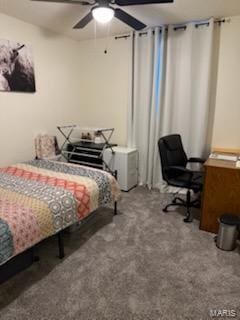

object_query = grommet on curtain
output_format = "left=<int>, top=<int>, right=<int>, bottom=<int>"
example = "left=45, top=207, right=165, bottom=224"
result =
left=173, top=25, right=187, bottom=31
left=195, top=22, right=210, bottom=28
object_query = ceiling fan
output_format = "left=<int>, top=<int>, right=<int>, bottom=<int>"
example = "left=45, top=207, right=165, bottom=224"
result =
left=31, top=0, right=174, bottom=31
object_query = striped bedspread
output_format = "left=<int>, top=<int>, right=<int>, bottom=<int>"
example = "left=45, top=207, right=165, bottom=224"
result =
left=0, top=160, right=121, bottom=266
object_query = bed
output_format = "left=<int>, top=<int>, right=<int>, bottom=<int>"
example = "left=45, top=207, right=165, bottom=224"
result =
left=0, top=159, right=121, bottom=276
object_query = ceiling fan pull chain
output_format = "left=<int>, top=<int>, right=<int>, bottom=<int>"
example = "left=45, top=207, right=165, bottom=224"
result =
left=104, top=20, right=112, bottom=54
left=94, top=19, right=97, bottom=49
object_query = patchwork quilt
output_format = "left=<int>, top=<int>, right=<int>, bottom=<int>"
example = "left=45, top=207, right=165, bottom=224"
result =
left=0, top=160, right=121, bottom=266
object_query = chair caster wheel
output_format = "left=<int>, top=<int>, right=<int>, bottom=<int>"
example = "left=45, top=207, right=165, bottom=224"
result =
left=183, top=216, right=193, bottom=223
left=163, top=208, right=168, bottom=212
left=173, top=199, right=177, bottom=204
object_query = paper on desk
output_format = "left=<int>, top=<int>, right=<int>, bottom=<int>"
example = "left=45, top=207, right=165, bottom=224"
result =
left=236, top=161, right=240, bottom=168
left=210, top=153, right=238, bottom=162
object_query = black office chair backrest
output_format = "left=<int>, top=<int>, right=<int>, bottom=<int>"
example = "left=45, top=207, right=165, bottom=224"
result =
left=158, top=134, right=188, bottom=181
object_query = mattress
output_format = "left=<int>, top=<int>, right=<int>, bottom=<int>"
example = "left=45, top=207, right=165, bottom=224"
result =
left=0, top=160, right=121, bottom=266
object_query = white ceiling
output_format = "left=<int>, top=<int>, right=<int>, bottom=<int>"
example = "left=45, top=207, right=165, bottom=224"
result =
left=1, top=0, right=240, bottom=41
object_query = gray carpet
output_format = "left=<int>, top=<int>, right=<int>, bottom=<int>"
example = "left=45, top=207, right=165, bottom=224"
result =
left=0, top=187, right=239, bottom=320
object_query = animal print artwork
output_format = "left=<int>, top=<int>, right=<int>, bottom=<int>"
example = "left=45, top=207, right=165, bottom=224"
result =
left=0, top=39, right=35, bottom=92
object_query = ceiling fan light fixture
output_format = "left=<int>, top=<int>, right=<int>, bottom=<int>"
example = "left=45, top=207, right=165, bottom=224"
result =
left=92, top=7, right=114, bottom=24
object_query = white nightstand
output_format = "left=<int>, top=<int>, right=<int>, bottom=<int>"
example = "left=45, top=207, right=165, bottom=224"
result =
left=103, top=146, right=138, bottom=191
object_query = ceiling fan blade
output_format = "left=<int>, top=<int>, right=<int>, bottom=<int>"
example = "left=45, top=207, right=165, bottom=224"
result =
left=73, top=11, right=93, bottom=28
left=115, top=0, right=174, bottom=6
left=31, top=0, right=92, bottom=5
left=114, top=8, right=146, bottom=30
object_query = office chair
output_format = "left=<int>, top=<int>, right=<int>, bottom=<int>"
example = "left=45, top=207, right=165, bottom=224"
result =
left=158, top=134, right=204, bottom=223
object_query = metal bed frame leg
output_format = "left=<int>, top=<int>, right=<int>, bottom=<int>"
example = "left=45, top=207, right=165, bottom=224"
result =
left=113, top=169, right=118, bottom=215
left=57, top=231, right=65, bottom=259
left=114, top=201, right=118, bottom=215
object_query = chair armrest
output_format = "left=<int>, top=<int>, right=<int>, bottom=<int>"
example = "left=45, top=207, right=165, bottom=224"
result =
left=188, top=157, right=205, bottom=164
left=164, top=166, right=193, bottom=184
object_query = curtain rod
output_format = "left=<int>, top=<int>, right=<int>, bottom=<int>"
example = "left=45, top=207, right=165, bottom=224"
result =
left=173, top=18, right=228, bottom=31
left=115, top=18, right=228, bottom=40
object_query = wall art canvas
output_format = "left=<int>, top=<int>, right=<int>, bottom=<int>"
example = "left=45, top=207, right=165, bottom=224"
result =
left=0, top=39, right=36, bottom=93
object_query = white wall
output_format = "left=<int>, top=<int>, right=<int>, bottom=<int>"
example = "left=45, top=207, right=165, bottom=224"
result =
left=1, top=10, right=239, bottom=167
left=0, top=13, right=84, bottom=166
left=77, top=36, right=132, bottom=146
left=0, top=13, right=131, bottom=166
left=211, top=16, right=240, bottom=149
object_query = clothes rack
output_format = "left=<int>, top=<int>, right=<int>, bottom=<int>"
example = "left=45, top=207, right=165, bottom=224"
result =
left=57, top=125, right=116, bottom=172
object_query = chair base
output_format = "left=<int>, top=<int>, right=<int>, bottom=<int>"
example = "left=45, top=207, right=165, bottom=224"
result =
left=163, top=191, right=200, bottom=223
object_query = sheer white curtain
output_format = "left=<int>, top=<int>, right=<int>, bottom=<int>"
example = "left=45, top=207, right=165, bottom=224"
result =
left=128, top=19, right=214, bottom=189
left=128, top=27, right=166, bottom=188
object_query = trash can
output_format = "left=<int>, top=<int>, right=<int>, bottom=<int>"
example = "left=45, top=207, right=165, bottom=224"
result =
left=216, top=214, right=240, bottom=251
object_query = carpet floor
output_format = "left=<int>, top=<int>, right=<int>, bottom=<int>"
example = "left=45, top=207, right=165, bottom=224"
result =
left=0, top=187, right=239, bottom=320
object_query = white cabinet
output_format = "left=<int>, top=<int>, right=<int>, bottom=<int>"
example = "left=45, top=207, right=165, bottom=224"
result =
left=103, top=147, right=138, bottom=191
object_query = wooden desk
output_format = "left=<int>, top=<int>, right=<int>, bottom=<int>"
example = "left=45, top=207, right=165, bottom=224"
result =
left=200, top=157, right=240, bottom=234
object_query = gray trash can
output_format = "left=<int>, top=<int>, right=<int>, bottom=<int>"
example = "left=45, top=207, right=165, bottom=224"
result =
left=216, top=214, right=240, bottom=251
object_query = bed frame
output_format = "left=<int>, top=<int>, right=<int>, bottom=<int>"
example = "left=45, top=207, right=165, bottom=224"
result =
left=0, top=248, right=34, bottom=285
left=0, top=201, right=117, bottom=285
left=58, top=198, right=118, bottom=259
